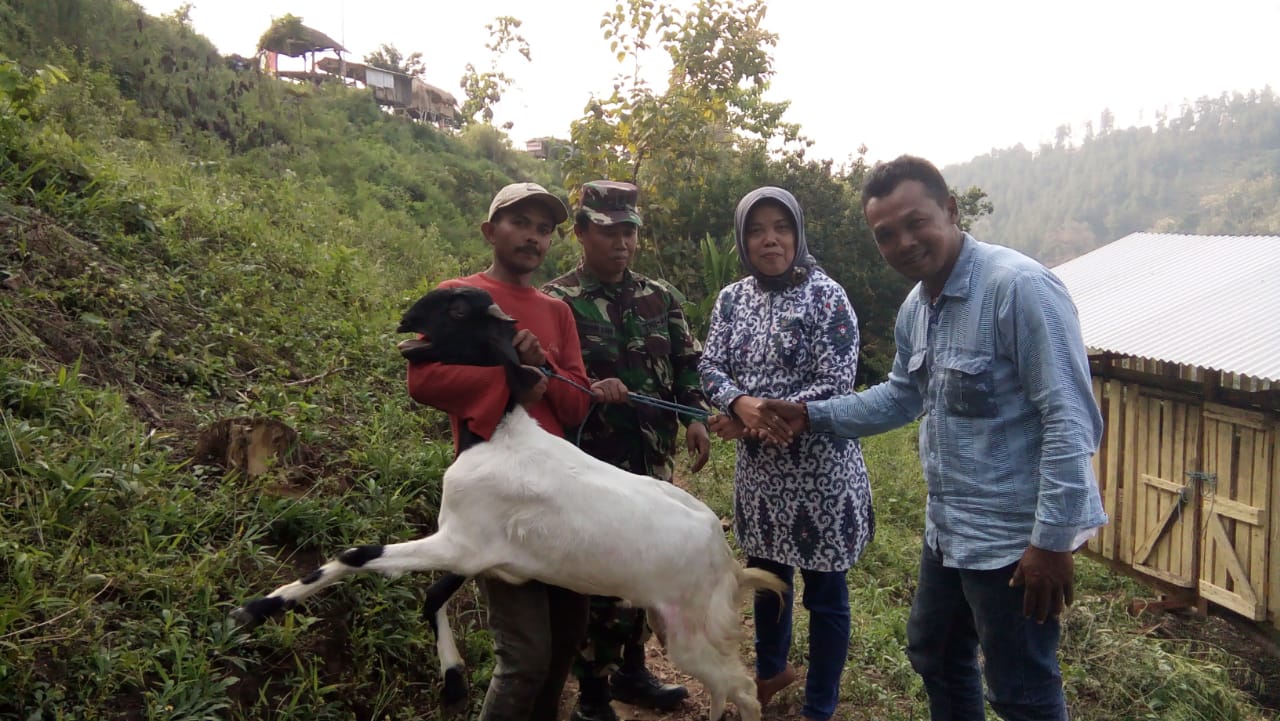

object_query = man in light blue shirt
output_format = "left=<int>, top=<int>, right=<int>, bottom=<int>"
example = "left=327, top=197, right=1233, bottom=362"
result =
left=753, top=155, right=1107, bottom=721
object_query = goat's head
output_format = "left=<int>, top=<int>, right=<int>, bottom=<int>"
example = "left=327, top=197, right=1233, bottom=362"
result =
left=396, top=286, right=542, bottom=394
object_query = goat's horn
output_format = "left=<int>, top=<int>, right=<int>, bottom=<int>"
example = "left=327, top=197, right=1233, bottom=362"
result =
left=487, top=304, right=515, bottom=321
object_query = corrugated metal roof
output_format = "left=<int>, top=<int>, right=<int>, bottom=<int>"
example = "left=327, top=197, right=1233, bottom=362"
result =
left=1052, top=232, right=1280, bottom=383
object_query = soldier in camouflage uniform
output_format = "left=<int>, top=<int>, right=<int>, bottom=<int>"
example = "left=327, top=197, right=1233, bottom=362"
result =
left=543, top=180, right=712, bottom=721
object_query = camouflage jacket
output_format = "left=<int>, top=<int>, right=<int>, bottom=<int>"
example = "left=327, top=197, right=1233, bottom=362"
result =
left=543, top=265, right=710, bottom=480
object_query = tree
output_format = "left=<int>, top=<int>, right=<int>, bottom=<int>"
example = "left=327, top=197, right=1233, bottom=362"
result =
left=163, top=2, right=194, bottom=27
left=1054, top=123, right=1072, bottom=149
left=1099, top=106, right=1115, bottom=135
left=953, top=185, right=993, bottom=232
left=363, top=43, right=426, bottom=78
left=563, top=0, right=805, bottom=286
left=458, top=16, right=530, bottom=126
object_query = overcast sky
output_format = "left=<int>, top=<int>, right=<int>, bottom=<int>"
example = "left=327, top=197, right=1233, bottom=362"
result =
left=136, top=0, right=1278, bottom=167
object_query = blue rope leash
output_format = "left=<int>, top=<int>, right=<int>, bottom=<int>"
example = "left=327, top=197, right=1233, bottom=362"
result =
left=540, top=368, right=711, bottom=421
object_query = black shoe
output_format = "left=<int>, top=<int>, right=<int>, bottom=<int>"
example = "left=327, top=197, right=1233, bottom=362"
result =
left=569, top=700, right=619, bottom=721
left=610, top=667, right=689, bottom=711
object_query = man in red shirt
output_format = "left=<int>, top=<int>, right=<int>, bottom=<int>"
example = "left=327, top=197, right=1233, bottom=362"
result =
left=407, top=182, right=592, bottom=721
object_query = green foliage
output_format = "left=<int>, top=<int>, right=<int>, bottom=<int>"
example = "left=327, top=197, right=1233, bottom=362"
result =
left=954, top=184, right=993, bottom=232
left=458, top=16, right=531, bottom=127
left=684, top=233, right=740, bottom=338
left=0, top=55, right=66, bottom=125
left=363, top=43, right=426, bottom=78
left=946, top=89, right=1280, bottom=264
left=564, top=0, right=804, bottom=286
left=257, top=13, right=340, bottom=57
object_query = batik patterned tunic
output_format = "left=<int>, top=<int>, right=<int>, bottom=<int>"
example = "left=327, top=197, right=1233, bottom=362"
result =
left=699, top=268, right=874, bottom=571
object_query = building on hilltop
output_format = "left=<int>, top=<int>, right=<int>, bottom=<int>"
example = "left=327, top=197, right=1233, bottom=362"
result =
left=315, top=58, right=458, bottom=128
left=256, top=16, right=347, bottom=80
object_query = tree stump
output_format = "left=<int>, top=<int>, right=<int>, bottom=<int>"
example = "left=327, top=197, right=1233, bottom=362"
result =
left=194, top=416, right=299, bottom=477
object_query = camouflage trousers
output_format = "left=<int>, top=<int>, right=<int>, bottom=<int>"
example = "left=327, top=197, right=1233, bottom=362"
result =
left=571, top=594, right=652, bottom=679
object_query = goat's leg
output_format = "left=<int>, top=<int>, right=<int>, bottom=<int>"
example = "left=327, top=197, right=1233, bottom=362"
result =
left=232, top=534, right=477, bottom=625
left=663, top=628, right=727, bottom=721
left=724, top=667, right=762, bottom=721
left=662, top=618, right=761, bottom=721
left=423, top=573, right=470, bottom=717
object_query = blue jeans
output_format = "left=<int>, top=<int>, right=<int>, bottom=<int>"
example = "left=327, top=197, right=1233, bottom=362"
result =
left=748, top=556, right=850, bottom=720
left=906, top=543, right=1067, bottom=721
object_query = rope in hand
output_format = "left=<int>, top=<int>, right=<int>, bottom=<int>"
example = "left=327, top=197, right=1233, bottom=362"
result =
left=539, top=367, right=711, bottom=422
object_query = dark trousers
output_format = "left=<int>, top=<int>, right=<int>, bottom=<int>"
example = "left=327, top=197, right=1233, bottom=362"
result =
left=573, top=595, right=649, bottom=680
left=748, top=556, right=851, bottom=720
left=906, top=543, right=1067, bottom=721
left=478, top=577, right=589, bottom=721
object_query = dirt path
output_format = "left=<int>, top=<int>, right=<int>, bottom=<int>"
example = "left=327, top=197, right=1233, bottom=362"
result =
left=557, top=637, right=807, bottom=721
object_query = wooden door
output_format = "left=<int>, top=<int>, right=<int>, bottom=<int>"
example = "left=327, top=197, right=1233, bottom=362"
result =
left=1198, top=404, right=1273, bottom=620
left=1129, top=393, right=1200, bottom=587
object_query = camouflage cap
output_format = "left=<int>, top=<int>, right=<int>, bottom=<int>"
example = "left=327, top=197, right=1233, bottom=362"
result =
left=577, top=180, right=643, bottom=227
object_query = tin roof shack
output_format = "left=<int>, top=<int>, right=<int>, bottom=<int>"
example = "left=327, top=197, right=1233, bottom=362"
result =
left=316, top=58, right=458, bottom=128
left=1054, top=232, right=1280, bottom=625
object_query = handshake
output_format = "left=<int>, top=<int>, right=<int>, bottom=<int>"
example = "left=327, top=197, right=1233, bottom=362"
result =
left=708, top=396, right=809, bottom=446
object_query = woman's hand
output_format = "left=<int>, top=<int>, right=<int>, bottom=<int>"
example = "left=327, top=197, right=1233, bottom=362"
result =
left=707, top=414, right=771, bottom=442
left=708, top=414, right=746, bottom=440
left=730, top=395, right=797, bottom=443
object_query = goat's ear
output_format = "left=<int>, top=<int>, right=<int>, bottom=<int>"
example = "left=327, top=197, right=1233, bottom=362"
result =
left=489, top=329, right=523, bottom=369
left=487, top=304, right=515, bottom=321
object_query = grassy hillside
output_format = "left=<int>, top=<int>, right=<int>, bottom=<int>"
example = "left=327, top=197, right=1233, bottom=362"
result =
left=1, top=2, right=1277, bottom=719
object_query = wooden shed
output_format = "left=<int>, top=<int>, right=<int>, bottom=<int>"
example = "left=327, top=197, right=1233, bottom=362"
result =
left=315, top=58, right=459, bottom=128
left=1054, top=232, right=1280, bottom=625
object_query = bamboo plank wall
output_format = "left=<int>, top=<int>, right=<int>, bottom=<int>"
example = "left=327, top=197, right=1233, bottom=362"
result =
left=1088, top=361, right=1279, bottom=627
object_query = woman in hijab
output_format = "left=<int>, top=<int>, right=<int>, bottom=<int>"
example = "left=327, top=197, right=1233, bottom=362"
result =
left=698, top=187, right=874, bottom=721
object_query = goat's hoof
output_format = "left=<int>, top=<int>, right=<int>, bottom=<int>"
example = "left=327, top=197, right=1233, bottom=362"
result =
left=230, top=596, right=285, bottom=627
left=440, top=665, right=469, bottom=717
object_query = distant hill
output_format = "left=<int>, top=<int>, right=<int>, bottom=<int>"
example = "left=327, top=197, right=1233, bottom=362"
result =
left=944, top=89, right=1280, bottom=265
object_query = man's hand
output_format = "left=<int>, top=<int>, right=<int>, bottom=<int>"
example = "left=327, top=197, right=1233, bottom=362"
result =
left=686, top=421, right=711, bottom=473
left=512, top=329, right=546, bottom=367
left=517, top=366, right=548, bottom=408
left=590, top=378, right=629, bottom=404
left=1009, top=545, right=1075, bottom=623
left=730, top=395, right=798, bottom=444
left=758, top=399, right=808, bottom=440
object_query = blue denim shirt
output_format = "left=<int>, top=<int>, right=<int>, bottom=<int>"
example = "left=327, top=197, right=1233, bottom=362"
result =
left=808, top=235, right=1107, bottom=570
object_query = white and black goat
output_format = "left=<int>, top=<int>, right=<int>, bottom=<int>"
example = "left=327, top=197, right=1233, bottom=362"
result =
left=232, top=285, right=785, bottom=721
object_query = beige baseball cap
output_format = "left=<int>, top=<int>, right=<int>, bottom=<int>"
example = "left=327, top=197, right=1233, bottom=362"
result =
left=487, top=182, right=569, bottom=224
